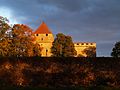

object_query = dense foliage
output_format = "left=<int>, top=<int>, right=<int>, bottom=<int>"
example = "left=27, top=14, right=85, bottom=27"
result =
left=11, top=24, right=41, bottom=57
left=0, top=16, right=41, bottom=57
left=51, top=33, right=77, bottom=57
left=0, top=16, right=11, bottom=56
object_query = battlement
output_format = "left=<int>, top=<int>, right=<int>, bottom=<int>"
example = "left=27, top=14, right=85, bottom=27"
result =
left=74, top=42, right=96, bottom=47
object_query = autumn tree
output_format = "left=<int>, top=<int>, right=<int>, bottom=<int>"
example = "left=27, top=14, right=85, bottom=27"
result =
left=51, top=33, right=77, bottom=57
left=11, top=24, right=41, bottom=57
left=0, top=16, right=10, bottom=38
left=0, top=16, right=41, bottom=57
left=83, top=46, right=96, bottom=57
left=111, top=41, right=120, bottom=57
left=0, top=16, right=12, bottom=57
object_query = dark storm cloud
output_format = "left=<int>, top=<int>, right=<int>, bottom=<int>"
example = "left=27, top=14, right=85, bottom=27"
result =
left=36, top=0, right=88, bottom=12
left=0, top=0, right=120, bottom=56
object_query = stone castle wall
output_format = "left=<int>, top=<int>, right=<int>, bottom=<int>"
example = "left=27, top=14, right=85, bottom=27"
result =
left=74, top=42, right=96, bottom=57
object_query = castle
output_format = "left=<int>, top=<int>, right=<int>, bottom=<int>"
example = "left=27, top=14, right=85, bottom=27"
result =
left=34, top=22, right=96, bottom=57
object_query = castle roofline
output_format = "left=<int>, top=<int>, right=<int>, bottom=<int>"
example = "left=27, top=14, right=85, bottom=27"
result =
left=34, top=21, right=52, bottom=34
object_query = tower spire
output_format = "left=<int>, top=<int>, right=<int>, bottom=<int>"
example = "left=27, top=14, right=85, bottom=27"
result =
left=34, top=22, right=52, bottom=34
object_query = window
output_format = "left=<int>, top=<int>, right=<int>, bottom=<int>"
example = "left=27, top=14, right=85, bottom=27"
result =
left=46, top=34, right=48, bottom=36
left=86, top=43, right=88, bottom=45
left=41, top=38, right=43, bottom=41
left=36, top=34, right=38, bottom=36
left=91, top=43, right=93, bottom=45
left=46, top=49, right=48, bottom=56
left=77, top=43, right=79, bottom=45
left=81, top=43, right=84, bottom=45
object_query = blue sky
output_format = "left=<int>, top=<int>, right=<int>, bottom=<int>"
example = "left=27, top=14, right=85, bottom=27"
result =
left=0, top=0, right=120, bottom=57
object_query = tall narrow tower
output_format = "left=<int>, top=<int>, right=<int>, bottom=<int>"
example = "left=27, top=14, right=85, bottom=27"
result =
left=34, top=22, right=54, bottom=57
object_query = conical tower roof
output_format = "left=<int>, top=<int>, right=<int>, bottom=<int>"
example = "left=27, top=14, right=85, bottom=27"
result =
left=34, top=22, right=52, bottom=34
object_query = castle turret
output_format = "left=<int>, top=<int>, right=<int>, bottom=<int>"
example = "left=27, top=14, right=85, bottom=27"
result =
left=34, top=22, right=54, bottom=57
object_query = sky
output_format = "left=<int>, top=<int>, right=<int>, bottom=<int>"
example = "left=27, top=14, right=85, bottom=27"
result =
left=0, top=0, right=120, bottom=57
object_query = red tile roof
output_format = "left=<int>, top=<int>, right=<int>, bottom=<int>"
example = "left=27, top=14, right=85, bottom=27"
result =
left=34, top=22, right=52, bottom=34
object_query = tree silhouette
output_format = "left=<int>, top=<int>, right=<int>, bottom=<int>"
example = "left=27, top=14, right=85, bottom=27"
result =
left=111, top=41, right=120, bottom=57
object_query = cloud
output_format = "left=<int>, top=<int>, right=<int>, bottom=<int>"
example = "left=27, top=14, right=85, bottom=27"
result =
left=36, top=0, right=83, bottom=12
left=0, top=0, right=120, bottom=56
left=0, top=7, right=19, bottom=24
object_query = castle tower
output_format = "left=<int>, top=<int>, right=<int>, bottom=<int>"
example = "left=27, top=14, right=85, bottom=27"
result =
left=34, top=22, right=54, bottom=57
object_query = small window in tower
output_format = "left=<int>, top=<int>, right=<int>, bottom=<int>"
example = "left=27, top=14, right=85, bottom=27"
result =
left=36, top=34, right=38, bottom=36
left=41, top=38, right=43, bottom=41
left=81, top=43, right=84, bottom=45
left=91, top=43, right=93, bottom=45
left=46, top=34, right=48, bottom=36
left=46, top=49, right=48, bottom=56
left=86, top=43, right=88, bottom=45
left=77, top=43, right=79, bottom=45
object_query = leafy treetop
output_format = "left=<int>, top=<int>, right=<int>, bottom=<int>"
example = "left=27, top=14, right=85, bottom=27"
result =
left=51, top=33, right=77, bottom=57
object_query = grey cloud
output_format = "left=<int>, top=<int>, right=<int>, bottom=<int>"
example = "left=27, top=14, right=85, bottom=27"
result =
left=36, top=0, right=84, bottom=12
left=0, top=0, right=120, bottom=56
